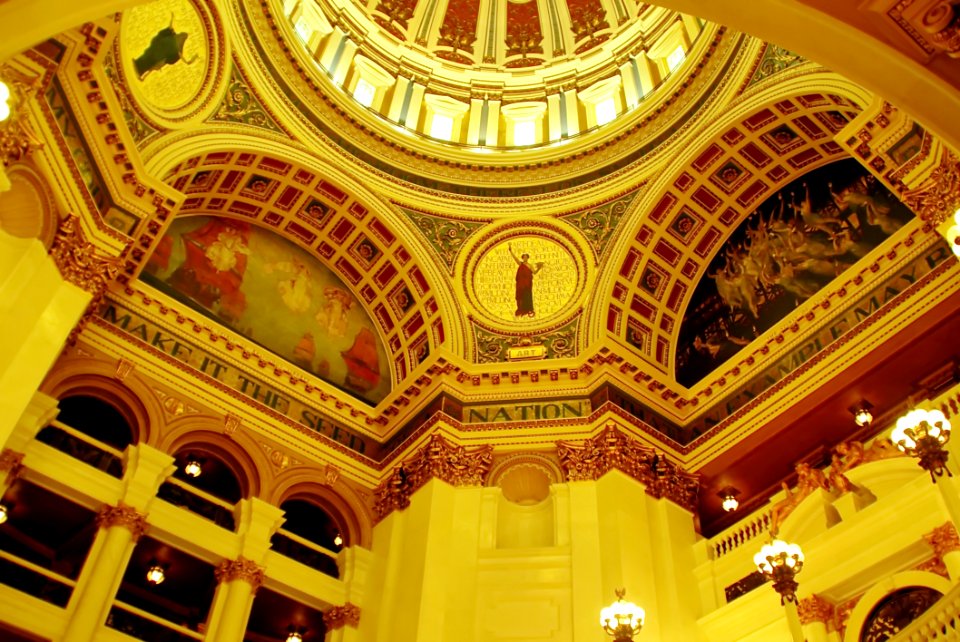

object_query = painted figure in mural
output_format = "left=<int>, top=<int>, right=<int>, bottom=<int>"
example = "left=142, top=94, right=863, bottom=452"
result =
left=265, top=256, right=313, bottom=314
left=342, top=327, right=381, bottom=393
left=167, top=219, right=250, bottom=323
left=508, top=243, right=544, bottom=317
left=316, top=286, right=353, bottom=337
left=676, top=160, right=913, bottom=387
left=133, top=13, right=199, bottom=81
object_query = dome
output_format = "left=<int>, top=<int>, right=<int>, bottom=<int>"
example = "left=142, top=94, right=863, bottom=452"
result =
left=263, top=0, right=736, bottom=193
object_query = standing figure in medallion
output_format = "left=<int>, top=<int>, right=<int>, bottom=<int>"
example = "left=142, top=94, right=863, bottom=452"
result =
left=508, top=243, right=544, bottom=317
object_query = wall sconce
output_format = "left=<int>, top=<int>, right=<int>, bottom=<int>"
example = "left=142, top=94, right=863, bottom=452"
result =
left=717, top=487, right=740, bottom=512
left=754, top=539, right=804, bottom=604
left=183, top=456, right=203, bottom=478
left=600, top=588, right=645, bottom=641
left=891, top=408, right=952, bottom=481
left=145, top=561, right=167, bottom=585
left=849, top=400, right=874, bottom=427
left=286, top=625, right=306, bottom=642
left=0, top=503, right=8, bottom=524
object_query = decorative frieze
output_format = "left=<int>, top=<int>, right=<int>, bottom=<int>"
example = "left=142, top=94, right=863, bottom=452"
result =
left=215, top=557, right=265, bottom=592
left=322, top=603, right=360, bottom=630
left=373, top=434, right=493, bottom=520
left=96, top=503, right=148, bottom=541
left=556, top=426, right=699, bottom=512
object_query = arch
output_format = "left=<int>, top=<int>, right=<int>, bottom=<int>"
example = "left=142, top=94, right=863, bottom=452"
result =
left=159, top=417, right=270, bottom=500
left=842, top=571, right=951, bottom=642
left=267, top=468, right=373, bottom=548
left=41, top=355, right=165, bottom=447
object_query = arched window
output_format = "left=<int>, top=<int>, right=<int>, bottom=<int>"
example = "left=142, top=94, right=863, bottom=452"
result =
left=272, top=498, right=345, bottom=578
left=36, top=396, right=135, bottom=477
left=156, top=448, right=247, bottom=531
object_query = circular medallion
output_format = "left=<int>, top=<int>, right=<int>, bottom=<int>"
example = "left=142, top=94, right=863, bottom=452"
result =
left=463, top=223, right=589, bottom=330
left=118, top=0, right=228, bottom=126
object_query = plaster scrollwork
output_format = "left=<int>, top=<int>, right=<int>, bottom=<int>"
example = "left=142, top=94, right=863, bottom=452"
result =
left=372, top=434, right=494, bottom=520
left=555, top=426, right=700, bottom=512
left=322, top=603, right=360, bottom=630
left=215, top=557, right=265, bottom=592
left=96, top=503, right=149, bottom=541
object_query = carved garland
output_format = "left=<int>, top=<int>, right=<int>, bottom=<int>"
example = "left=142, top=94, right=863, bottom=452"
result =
left=96, top=503, right=148, bottom=541
left=373, top=434, right=493, bottom=521
left=555, top=426, right=699, bottom=512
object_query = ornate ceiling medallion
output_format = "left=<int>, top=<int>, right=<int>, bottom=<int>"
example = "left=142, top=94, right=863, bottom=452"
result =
left=462, top=221, right=590, bottom=334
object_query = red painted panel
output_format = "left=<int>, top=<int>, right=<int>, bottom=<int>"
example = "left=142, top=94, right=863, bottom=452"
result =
left=653, top=239, right=681, bottom=266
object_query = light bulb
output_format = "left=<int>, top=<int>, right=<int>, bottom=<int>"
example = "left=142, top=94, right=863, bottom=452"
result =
left=334, top=533, right=343, bottom=547
left=0, top=504, right=8, bottom=524
left=183, top=458, right=202, bottom=477
left=146, top=564, right=166, bottom=585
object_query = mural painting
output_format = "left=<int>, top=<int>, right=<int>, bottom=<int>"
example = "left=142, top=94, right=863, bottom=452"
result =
left=142, top=216, right=391, bottom=405
left=675, top=158, right=914, bottom=387
left=473, top=236, right=577, bottom=324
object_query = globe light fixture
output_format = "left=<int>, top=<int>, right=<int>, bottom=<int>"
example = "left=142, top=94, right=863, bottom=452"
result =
left=0, top=503, right=8, bottom=524
left=754, top=539, right=804, bottom=604
left=891, top=408, right=952, bottom=481
left=718, top=487, right=740, bottom=512
left=286, top=626, right=305, bottom=642
left=333, top=533, right=343, bottom=547
left=600, top=588, right=645, bottom=641
left=145, top=562, right=166, bottom=585
left=183, top=457, right=202, bottom=478
left=850, top=400, right=874, bottom=427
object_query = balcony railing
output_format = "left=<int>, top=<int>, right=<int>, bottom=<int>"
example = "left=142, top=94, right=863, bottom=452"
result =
left=157, top=477, right=236, bottom=531
left=889, top=581, right=960, bottom=641
left=0, top=549, right=75, bottom=607
left=36, top=419, right=124, bottom=478
left=270, top=527, right=340, bottom=578
left=107, top=598, right=204, bottom=642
